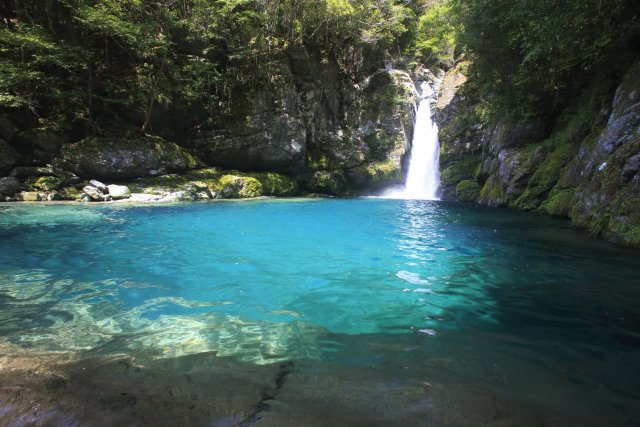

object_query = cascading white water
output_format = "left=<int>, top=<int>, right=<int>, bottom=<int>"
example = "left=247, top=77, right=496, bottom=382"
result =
left=383, top=82, right=441, bottom=200
left=404, top=87, right=441, bottom=199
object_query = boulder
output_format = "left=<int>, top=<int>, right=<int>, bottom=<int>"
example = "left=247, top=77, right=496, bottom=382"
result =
left=60, top=187, right=82, bottom=201
left=45, top=191, right=62, bottom=201
left=0, top=176, right=21, bottom=196
left=107, top=184, right=131, bottom=200
left=82, top=185, right=109, bottom=202
left=219, top=175, right=262, bottom=198
left=31, top=176, right=63, bottom=191
left=15, top=191, right=40, bottom=201
left=90, top=179, right=108, bottom=192
left=622, top=153, right=640, bottom=179
left=159, top=191, right=194, bottom=202
left=0, top=140, right=18, bottom=175
left=55, top=136, right=198, bottom=180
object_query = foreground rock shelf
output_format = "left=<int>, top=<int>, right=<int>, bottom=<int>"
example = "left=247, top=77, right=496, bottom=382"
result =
left=0, top=343, right=616, bottom=427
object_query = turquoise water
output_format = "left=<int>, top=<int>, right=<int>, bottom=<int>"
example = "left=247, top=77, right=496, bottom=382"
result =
left=1, top=199, right=639, bottom=424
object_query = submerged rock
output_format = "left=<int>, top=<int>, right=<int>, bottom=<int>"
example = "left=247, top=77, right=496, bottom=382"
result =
left=55, top=136, right=198, bottom=180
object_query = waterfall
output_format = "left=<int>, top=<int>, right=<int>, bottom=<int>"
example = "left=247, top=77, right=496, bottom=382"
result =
left=383, top=82, right=441, bottom=200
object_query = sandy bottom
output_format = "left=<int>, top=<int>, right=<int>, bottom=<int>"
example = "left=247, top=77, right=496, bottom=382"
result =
left=0, top=342, right=616, bottom=427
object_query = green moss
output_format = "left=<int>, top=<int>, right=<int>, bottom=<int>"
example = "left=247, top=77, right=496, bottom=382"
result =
left=456, top=180, right=481, bottom=202
left=441, top=155, right=481, bottom=187
left=61, top=136, right=199, bottom=172
left=249, top=172, right=298, bottom=196
left=134, top=174, right=188, bottom=191
left=308, top=170, right=347, bottom=195
left=478, top=176, right=506, bottom=206
left=184, top=168, right=221, bottom=180
left=16, top=191, right=40, bottom=201
left=25, top=176, right=63, bottom=191
left=60, top=186, right=82, bottom=200
left=606, top=180, right=640, bottom=246
left=515, top=143, right=575, bottom=208
left=539, top=188, right=575, bottom=217
left=219, top=175, right=263, bottom=198
left=132, top=168, right=298, bottom=199
left=342, top=160, right=403, bottom=193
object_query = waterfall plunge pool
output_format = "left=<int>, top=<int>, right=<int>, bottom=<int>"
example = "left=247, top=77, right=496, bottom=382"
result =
left=0, top=199, right=639, bottom=426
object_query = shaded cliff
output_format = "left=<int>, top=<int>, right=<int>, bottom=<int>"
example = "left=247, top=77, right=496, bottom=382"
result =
left=436, top=60, right=640, bottom=246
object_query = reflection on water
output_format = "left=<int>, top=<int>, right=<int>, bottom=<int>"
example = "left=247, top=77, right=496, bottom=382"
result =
left=1, top=200, right=640, bottom=424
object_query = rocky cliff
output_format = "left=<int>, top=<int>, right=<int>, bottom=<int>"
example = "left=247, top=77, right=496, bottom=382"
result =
left=436, top=60, right=640, bottom=247
left=188, top=47, right=422, bottom=195
left=1, top=45, right=428, bottom=200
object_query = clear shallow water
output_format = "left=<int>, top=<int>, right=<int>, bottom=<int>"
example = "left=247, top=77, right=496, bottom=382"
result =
left=1, top=199, right=639, bottom=424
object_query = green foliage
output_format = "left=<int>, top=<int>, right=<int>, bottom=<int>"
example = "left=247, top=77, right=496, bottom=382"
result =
left=0, top=0, right=424, bottom=131
left=414, top=2, right=458, bottom=66
left=449, top=0, right=640, bottom=120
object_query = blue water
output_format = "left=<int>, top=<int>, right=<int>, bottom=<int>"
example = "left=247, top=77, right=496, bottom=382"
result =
left=1, top=199, right=639, bottom=424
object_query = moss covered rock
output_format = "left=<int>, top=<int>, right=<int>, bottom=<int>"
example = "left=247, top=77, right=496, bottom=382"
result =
left=456, top=180, right=481, bottom=202
left=55, top=136, right=198, bottom=180
left=345, top=160, right=403, bottom=192
left=31, top=176, right=63, bottom=192
left=307, top=170, right=348, bottom=196
left=132, top=168, right=298, bottom=200
left=539, top=188, right=576, bottom=217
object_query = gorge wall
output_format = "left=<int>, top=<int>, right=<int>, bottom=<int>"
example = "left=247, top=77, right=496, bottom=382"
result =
left=436, top=60, right=640, bottom=247
left=0, top=43, right=427, bottom=200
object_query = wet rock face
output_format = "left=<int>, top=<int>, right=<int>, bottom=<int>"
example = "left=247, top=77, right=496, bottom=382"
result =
left=192, top=47, right=417, bottom=194
left=436, top=59, right=640, bottom=246
left=0, top=176, right=21, bottom=196
left=55, top=136, right=198, bottom=180
left=596, top=69, right=640, bottom=156
left=192, top=83, right=307, bottom=174
left=567, top=61, right=640, bottom=245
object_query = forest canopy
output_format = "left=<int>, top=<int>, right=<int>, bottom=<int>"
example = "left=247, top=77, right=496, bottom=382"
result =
left=1, top=0, right=639, bottom=130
